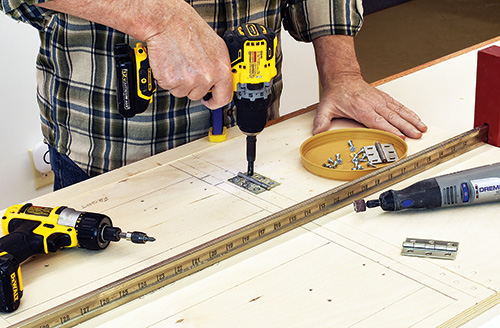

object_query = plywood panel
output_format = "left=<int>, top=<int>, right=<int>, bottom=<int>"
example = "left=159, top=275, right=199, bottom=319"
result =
left=1, top=40, right=499, bottom=327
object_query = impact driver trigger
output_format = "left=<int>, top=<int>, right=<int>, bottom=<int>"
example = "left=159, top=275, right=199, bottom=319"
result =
left=46, top=233, right=72, bottom=252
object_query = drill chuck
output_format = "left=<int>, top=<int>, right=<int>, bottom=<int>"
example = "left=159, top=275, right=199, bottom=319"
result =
left=76, top=212, right=115, bottom=250
left=76, top=213, right=155, bottom=248
left=366, top=200, right=381, bottom=208
left=234, top=97, right=270, bottom=135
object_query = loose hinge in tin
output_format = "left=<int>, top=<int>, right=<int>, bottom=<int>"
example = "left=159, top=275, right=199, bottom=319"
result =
left=401, top=238, right=459, bottom=260
left=365, top=142, right=399, bottom=164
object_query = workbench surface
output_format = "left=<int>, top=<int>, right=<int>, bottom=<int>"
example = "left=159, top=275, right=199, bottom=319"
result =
left=2, top=38, right=500, bottom=328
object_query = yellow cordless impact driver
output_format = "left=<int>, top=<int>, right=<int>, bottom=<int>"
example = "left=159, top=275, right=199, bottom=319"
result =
left=0, top=203, right=155, bottom=312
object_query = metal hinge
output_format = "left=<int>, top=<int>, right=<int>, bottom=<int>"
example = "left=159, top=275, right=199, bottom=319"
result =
left=401, top=238, right=459, bottom=260
left=365, top=142, right=399, bottom=164
left=228, top=172, right=280, bottom=194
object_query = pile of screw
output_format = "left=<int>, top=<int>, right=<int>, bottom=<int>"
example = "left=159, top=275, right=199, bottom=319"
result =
left=322, top=153, right=342, bottom=169
left=322, top=140, right=378, bottom=171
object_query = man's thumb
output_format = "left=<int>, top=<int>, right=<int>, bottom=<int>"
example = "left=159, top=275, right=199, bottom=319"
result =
left=312, top=115, right=331, bottom=135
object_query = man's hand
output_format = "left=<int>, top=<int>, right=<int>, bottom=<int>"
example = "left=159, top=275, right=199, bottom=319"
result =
left=36, top=0, right=233, bottom=109
left=141, top=1, right=232, bottom=109
left=313, top=74, right=427, bottom=139
left=312, top=35, right=427, bottom=139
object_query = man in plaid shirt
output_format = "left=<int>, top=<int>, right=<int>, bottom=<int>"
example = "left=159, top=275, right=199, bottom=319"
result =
left=1, top=0, right=427, bottom=189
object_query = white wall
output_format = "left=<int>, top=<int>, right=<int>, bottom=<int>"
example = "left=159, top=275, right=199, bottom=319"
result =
left=280, top=32, right=319, bottom=115
left=0, top=14, right=318, bottom=210
left=0, top=15, right=52, bottom=210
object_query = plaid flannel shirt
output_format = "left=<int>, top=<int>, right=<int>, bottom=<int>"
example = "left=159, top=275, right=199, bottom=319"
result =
left=1, top=0, right=363, bottom=177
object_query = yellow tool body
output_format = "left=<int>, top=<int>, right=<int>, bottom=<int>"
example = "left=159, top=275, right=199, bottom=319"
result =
left=2, top=204, right=80, bottom=253
left=0, top=203, right=155, bottom=313
left=228, top=24, right=277, bottom=92
left=133, top=43, right=156, bottom=102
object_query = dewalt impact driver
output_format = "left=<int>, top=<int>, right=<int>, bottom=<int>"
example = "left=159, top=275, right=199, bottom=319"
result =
left=114, top=23, right=277, bottom=176
left=0, top=203, right=155, bottom=312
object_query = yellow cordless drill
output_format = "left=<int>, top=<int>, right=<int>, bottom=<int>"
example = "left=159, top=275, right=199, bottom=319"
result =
left=223, top=23, right=277, bottom=175
left=0, top=203, right=155, bottom=312
left=114, top=23, right=277, bottom=176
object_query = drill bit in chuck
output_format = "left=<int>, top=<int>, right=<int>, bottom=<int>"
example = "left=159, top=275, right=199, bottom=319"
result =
left=246, top=135, right=257, bottom=176
left=119, top=231, right=156, bottom=244
left=101, top=226, right=155, bottom=244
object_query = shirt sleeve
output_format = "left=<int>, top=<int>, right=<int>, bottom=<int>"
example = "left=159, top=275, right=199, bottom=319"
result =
left=1, top=0, right=54, bottom=30
left=283, top=0, right=364, bottom=42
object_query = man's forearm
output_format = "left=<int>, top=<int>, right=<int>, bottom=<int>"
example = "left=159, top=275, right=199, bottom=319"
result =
left=312, top=34, right=362, bottom=86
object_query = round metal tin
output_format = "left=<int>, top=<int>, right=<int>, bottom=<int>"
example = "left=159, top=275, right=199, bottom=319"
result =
left=300, top=128, right=408, bottom=180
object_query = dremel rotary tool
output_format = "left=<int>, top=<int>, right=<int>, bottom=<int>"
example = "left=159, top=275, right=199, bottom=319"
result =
left=0, top=204, right=155, bottom=312
left=353, top=163, right=500, bottom=212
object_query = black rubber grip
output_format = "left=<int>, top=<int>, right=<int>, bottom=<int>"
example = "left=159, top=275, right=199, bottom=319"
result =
left=379, top=178, right=442, bottom=211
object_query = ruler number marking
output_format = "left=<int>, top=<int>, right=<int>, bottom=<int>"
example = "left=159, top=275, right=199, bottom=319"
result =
left=99, top=297, right=110, bottom=306
left=80, top=306, right=90, bottom=315
left=156, top=273, right=166, bottom=282
left=59, top=315, right=70, bottom=324
left=119, top=289, right=129, bottom=298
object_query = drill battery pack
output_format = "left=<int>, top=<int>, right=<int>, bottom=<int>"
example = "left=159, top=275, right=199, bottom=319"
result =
left=0, top=253, right=23, bottom=312
left=114, top=43, right=156, bottom=118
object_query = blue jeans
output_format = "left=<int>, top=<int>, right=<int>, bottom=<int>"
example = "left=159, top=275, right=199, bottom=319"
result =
left=49, top=146, right=90, bottom=190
